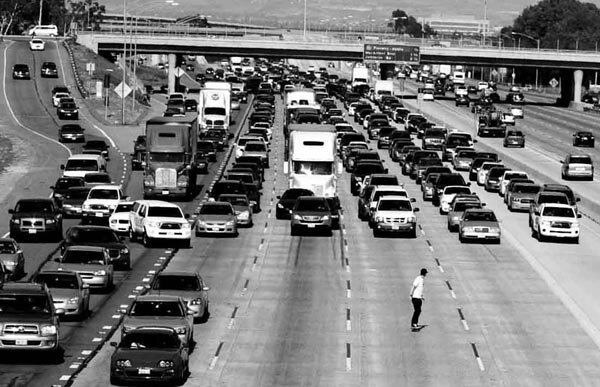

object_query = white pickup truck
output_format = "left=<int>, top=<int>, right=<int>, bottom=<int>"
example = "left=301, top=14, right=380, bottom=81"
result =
left=371, top=196, right=419, bottom=238
left=530, top=203, right=581, bottom=243
left=129, top=200, right=191, bottom=247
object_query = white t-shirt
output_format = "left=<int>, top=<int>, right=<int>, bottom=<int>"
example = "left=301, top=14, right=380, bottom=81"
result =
left=411, top=275, right=424, bottom=299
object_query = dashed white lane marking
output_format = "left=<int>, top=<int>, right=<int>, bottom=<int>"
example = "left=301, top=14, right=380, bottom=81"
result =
left=102, top=325, right=112, bottom=330
left=346, top=343, right=352, bottom=371
left=92, top=337, right=102, bottom=342
left=346, top=308, right=351, bottom=331
left=227, top=306, right=238, bottom=329
left=208, top=342, right=224, bottom=370
left=346, top=280, right=351, bottom=298
left=471, top=343, right=485, bottom=371
left=435, top=258, right=445, bottom=273
left=59, top=375, right=71, bottom=381
left=81, top=350, right=92, bottom=355
left=446, top=281, right=457, bottom=299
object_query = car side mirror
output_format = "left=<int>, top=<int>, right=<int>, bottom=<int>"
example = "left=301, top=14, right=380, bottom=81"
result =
left=50, top=186, right=55, bottom=190
left=466, top=182, right=471, bottom=186
left=384, top=168, right=389, bottom=174
left=184, top=213, right=190, bottom=219
left=473, top=139, right=478, bottom=143
left=576, top=197, right=581, bottom=202
left=481, top=202, right=487, bottom=206
left=110, top=342, right=118, bottom=347
left=203, top=286, right=210, bottom=291
left=578, top=214, right=582, bottom=218
left=60, top=164, right=65, bottom=170
left=560, top=160, right=564, bottom=164
left=410, top=198, right=416, bottom=202
left=8, top=209, right=14, bottom=214
left=534, top=211, right=540, bottom=216
left=276, top=195, right=281, bottom=199
left=413, top=208, right=420, bottom=212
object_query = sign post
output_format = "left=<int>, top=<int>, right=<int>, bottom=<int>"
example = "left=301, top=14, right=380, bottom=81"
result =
left=363, top=44, right=420, bottom=64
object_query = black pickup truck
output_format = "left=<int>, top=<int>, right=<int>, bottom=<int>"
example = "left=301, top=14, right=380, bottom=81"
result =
left=8, top=198, right=63, bottom=241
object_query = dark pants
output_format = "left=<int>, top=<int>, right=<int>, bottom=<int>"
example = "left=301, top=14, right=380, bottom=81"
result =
left=411, top=298, right=422, bottom=326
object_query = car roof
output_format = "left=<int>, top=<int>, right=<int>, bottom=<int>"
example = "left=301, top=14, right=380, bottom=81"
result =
left=464, top=208, right=494, bottom=214
left=135, top=200, right=180, bottom=208
left=17, top=198, right=53, bottom=203
left=68, top=154, right=103, bottom=160
left=156, top=271, right=199, bottom=278
left=0, top=237, right=16, bottom=243
left=64, top=245, right=107, bottom=252
left=0, top=282, right=48, bottom=294
left=378, top=195, right=411, bottom=201
left=135, top=294, right=182, bottom=302
left=89, top=184, right=121, bottom=190
left=540, top=203, right=574, bottom=209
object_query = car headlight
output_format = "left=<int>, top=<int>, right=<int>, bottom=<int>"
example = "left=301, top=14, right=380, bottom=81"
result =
left=68, top=297, right=79, bottom=304
left=488, top=227, right=501, bottom=233
left=277, top=203, right=284, bottom=209
left=144, top=175, right=155, bottom=187
left=120, top=247, right=129, bottom=254
left=11, top=218, right=20, bottom=224
left=45, top=219, right=56, bottom=224
left=540, top=220, right=552, bottom=227
left=40, top=324, right=58, bottom=336
left=462, top=226, right=476, bottom=232
left=407, top=216, right=416, bottom=222
left=4, top=261, right=16, bottom=266
left=110, top=218, right=117, bottom=224
left=158, top=360, right=174, bottom=368
left=94, top=270, right=107, bottom=276
left=177, top=175, right=189, bottom=187
left=321, top=215, right=330, bottom=220
left=116, top=359, right=132, bottom=367
left=190, top=298, right=202, bottom=305
left=82, top=204, right=91, bottom=210
left=293, top=214, right=302, bottom=220
left=146, top=221, right=161, bottom=228
left=174, top=326, right=186, bottom=335
left=225, top=220, right=235, bottom=226
left=238, top=210, right=250, bottom=220
left=182, top=222, right=191, bottom=229
left=108, top=204, right=117, bottom=210
left=196, top=220, right=207, bottom=227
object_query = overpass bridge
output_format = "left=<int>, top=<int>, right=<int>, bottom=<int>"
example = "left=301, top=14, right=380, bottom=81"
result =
left=76, top=32, right=600, bottom=105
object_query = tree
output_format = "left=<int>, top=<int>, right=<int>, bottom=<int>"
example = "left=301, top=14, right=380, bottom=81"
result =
left=68, top=1, right=106, bottom=32
left=509, top=0, right=600, bottom=50
left=390, top=9, right=432, bottom=38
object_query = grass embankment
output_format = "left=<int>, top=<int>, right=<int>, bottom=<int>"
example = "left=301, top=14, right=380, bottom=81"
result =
left=69, top=42, right=167, bottom=125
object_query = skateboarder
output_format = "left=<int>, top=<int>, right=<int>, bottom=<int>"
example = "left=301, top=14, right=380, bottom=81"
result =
left=410, top=268, right=427, bottom=329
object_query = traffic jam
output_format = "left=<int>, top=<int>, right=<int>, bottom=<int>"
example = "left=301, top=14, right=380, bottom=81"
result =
left=0, top=55, right=594, bottom=385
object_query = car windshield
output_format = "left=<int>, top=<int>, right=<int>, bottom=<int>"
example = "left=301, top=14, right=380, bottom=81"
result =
left=65, top=160, right=98, bottom=171
left=454, top=202, right=482, bottom=211
left=293, top=161, right=333, bottom=175
left=445, top=187, right=471, bottom=195
left=115, top=203, right=133, bottom=213
left=542, top=207, right=575, bottom=217
left=65, top=188, right=90, bottom=199
left=540, top=195, right=569, bottom=205
left=15, top=201, right=52, bottom=212
left=85, top=174, right=111, bottom=184
left=153, top=275, right=200, bottom=291
left=148, top=153, right=184, bottom=163
left=0, top=295, right=51, bottom=315
left=120, top=331, right=179, bottom=349
left=200, top=204, right=233, bottom=215
left=70, top=228, right=119, bottom=243
left=197, top=142, right=215, bottom=151
left=570, top=156, right=592, bottom=164
left=446, top=136, right=471, bottom=147
left=464, top=211, right=497, bottom=222
left=147, top=206, right=183, bottom=218
left=54, top=178, right=82, bottom=189
left=354, top=164, right=384, bottom=175
left=295, top=199, right=329, bottom=211
left=62, top=249, right=105, bottom=264
left=219, top=196, right=249, bottom=206
left=378, top=200, right=412, bottom=211
left=456, top=151, right=477, bottom=159
left=130, top=300, right=184, bottom=317
left=0, top=242, right=16, bottom=254
left=244, top=143, right=266, bottom=152
left=36, top=273, right=78, bottom=289
left=88, top=189, right=119, bottom=200
left=514, top=185, right=540, bottom=194
left=373, top=190, right=407, bottom=201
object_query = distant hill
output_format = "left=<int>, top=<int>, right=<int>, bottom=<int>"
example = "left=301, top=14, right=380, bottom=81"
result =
left=103, top=0, right=600, bottom=29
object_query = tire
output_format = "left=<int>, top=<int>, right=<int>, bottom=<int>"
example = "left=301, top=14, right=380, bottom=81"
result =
left=129, top=227, right=137, bottom=242
left=459, top=234, right=465, bottom=243
left=182, top=239, right=191, bottom=248
left=573, top=236, right=580, bottom=244
left=142, top=231, right=152, bottom=247
left=409, top=228, right=417, bottom=238
left=537, top=227, right=545, bottom=242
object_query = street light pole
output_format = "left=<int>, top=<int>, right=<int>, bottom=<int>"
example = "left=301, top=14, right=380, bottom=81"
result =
left=303, top=0, right=307, bottom=39
left=122, top=0, right=127, bottom=125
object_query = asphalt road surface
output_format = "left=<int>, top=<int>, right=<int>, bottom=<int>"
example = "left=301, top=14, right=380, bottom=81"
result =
left=1, top=41, right=600, bottom=386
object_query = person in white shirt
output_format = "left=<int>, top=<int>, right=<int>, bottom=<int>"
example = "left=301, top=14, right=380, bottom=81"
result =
left=410, top=268, right=428, bottom=329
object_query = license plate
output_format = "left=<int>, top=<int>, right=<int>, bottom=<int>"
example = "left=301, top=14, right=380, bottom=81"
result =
left=162, top=190, right=169, bottom=195
left=307, top=224, right=316, bottom=228
left=138, top=368, right=151, bottom=375
left=576, top=167, right=585, bottom=171
left=96, top=212, right=103, bottom=217
left=16, top=339, right=27, bottom=346
left=210, top=227, right=220, bottom=231
left=28, top=229, right=37, bottom=234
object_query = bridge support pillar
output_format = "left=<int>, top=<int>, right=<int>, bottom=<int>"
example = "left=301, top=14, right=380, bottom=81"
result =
left=573, top=69, right=583, bottom=104
left=560, top=69, right=584, bottom=109
left=168, top=53, right=176, bottom=95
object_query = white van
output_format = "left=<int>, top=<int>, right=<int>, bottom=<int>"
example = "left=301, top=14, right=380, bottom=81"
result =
left=28, top=25, right=59, bottom=37
left=61, top=154, right=107, bottom=178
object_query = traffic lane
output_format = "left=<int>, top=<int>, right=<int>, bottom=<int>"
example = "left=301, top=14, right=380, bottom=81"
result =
left=399, top=86, right=600, bottom=220
left=345, top=97, right=600, bottom=383
left=336, top=169, right=496, bottom=385
left=70, top=98, right=275, bottom=386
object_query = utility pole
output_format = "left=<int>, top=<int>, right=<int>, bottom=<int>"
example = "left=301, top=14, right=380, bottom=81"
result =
left=38, top=0, right=43, bottom=25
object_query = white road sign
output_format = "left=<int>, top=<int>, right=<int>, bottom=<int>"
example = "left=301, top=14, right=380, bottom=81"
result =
left=115, top=82, right=131, bottom=98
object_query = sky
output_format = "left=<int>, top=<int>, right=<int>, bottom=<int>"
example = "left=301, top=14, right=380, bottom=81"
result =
left=103, top=0, right=600, bottom=29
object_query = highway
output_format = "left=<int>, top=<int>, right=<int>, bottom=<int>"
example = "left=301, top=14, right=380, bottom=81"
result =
left=1, top=39, right=600, bottom=386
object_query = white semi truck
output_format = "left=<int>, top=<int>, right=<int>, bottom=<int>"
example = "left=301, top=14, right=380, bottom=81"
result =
left=198, top=81, right=231, bottom=134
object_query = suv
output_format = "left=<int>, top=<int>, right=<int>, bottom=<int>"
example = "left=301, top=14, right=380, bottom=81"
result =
left=371, top=196, right=419, bottom=238
left=81, top=185, right=127, bottom=224
left=0, top=282, right=62, bottom=355
left=129, top=200, right=191, bottom=247
left=528, top=191, right=570, bottom=227
left=8, top=199, right=63, bottom=241
left=531, top=203, right=581, bottom=243
left=432, top=173, right=469, bottom=206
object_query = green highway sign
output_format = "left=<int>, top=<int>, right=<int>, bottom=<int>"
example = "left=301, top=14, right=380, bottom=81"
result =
left=363, top=44, right=420, bottom=64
